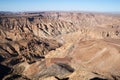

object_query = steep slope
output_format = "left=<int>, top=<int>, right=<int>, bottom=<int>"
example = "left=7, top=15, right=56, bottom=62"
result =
left=0, top=12, right=120, bottom=80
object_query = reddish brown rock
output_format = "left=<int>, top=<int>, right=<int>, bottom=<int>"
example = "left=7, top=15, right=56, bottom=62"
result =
left=0, top=12, right=120, bottom=80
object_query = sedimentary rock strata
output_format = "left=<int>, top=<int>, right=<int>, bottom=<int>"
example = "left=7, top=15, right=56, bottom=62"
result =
left=0, top=12, right=120, bottom=80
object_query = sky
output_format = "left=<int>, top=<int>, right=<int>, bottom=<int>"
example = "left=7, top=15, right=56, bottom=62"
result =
left=0, top=0, right=120, bottom=12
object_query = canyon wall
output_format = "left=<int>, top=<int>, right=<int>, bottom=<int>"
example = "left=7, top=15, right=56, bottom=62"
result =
left=0, top=12, right=120, bottom=80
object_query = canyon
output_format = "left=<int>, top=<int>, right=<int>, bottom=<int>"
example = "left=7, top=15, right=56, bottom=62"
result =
left=0, top=12, right=120, bottom=80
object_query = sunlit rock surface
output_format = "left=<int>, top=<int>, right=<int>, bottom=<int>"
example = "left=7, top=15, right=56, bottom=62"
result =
left=0, top=12, right=120, bottom=80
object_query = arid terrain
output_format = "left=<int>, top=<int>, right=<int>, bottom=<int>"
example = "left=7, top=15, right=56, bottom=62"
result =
left=0, top=12, right=120, bottom=80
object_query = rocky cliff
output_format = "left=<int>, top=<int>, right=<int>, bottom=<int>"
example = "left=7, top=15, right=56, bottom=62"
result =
left=0, top=12, right=120, bottom=80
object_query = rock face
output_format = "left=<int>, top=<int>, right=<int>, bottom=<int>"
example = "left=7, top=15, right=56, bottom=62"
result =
left=0, top=12, right=120, bottom=80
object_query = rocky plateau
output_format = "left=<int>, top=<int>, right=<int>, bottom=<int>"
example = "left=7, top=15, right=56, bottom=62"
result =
left=0, top=12, right=120, bottom=80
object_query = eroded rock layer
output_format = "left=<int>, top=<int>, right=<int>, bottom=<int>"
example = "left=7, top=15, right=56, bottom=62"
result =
left=0, top=12, right=120, bottom=80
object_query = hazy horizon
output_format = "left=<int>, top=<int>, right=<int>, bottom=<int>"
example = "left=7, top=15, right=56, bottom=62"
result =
left=0, top=0, right=120, bottom=13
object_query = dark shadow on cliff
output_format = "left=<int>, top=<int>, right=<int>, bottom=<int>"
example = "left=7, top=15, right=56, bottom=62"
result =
left=90, top=77, right=107, bottom=80
left=0, top=64, right=12, bottom=79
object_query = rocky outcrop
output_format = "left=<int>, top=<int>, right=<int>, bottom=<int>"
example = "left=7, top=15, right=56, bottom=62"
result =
left=0, top=15, right=77, bottom=41
left=0, top=12, right=120, bottom=80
